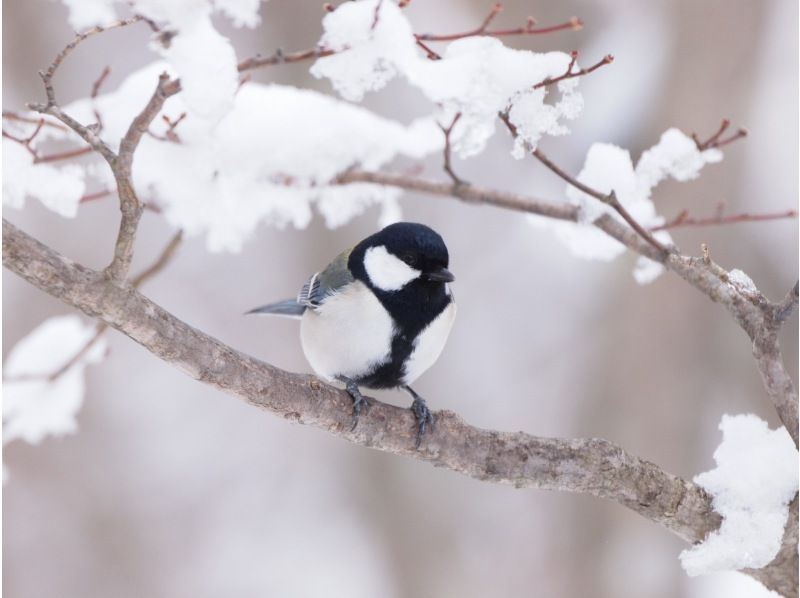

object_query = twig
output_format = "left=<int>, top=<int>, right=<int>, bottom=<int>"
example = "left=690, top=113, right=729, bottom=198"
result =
left=38, top=16, right=143, bottom=107
left=2, top=111, right=67, bottom=131
left=415, top=38, right=441, bottom=60
left=131, top=230, right=184, bottom=287
left=3, top=120, right=94, bottom=164
left=148, top=112, right=187, bottom=143
left=370, top=0, right=384, bottom=30
left=105, top=73, right=180, bottom=281
left=90, top=65, right=111, bottom=129
left=416, top=11, right=582, bottom=42
left=237, top=47, right=334, bottom=72
left=775, top=282, right=799, bottom=324
left=692, top=119, right=748, bottom=151
left=35, top=146, right=94, bottom=164
left=80, top=189, right=114, bottom=203
left=533, top=52, right=614, bottom=89
left=90, top=66, right=111, bottom=99
left=438, top=113, right=465, bottom=185
left=651, top=208, right=797, bottom=232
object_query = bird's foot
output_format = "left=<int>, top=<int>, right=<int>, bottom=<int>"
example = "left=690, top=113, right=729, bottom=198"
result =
left=344, top=379, right=369, bottom=431
left=411, top=396, right=434, bottom=449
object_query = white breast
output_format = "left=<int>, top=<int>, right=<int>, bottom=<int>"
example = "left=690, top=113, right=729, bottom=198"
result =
left=402, top=300, right=457, bottom=385
left=300, top=281, right=394, bottom=383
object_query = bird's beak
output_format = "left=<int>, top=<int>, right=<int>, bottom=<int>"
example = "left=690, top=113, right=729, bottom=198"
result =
left=423, top=267, right=455, bottom=283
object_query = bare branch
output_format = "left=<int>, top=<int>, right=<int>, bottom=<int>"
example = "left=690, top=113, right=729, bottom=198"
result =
left=2, top=218, right=721, bottom=548
left=651, top=208, right=797, bottom=232
left=775, top=282, right=799, bottom=324
left=692, top=119, right=748, bottom=151
left=416, top=12, right=582, bottom=42
left=130, top=230, right=184, bottom=287
left=237, top=47, right=335, bottom=72
left=438, top=113, right=465, bottom=185
left=533, top=52, right=614, bottom=90
left=37, top=16, right=143, bottom=108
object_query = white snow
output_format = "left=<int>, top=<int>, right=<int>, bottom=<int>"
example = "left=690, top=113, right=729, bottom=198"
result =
left=3, top=316, right=107, bottom=446
left=529, top=128, right=722, bottom=283
left=2, top=138, right=87, bottom=217
left=688, top=571, right=781, bottom=598
left=55, top=62, right=440, bottom=251
left=679, top=414, right=799, bottom=577
left=58, top=0, right=264, bottom=30
left=311, top=0, right=582, bottom=158
left=728, top=269, right=759, bottom=296
left=60, top=0, right=119, bottom=30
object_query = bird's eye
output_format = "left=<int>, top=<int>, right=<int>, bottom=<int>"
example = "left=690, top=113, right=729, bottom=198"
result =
left=400, top=253, right=416, bottom=266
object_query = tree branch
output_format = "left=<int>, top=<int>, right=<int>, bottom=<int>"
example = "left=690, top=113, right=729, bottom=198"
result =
left=651, top=208, right=797, bottom=232
left=2, top=217, right=721, bottom=546
left=338, top=168, right=798, bottom=449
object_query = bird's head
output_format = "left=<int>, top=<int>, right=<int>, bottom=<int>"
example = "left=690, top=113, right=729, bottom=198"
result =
left=349, top=222, right=454, bottom=293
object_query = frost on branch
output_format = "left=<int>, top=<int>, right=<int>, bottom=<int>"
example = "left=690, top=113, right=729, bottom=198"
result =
left=42, top=63, right=440, bottom=251
left=679, top=414, right=799, bottom=577
left=529, top=128, right=722, bottom=283
left=3, top=316, right=106, bottom=448
left=311, top=0, right=582, bottom=158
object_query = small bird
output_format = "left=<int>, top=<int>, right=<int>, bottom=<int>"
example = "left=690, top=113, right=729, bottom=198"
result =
left=247, top=222, right=456, bottom=446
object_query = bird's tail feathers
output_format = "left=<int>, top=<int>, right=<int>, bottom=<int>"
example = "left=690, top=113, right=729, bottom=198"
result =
left=245, top=299, right=306, bottom=319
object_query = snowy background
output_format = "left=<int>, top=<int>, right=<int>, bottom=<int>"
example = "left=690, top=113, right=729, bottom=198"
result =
left=2, top=0, right=798, bottom=596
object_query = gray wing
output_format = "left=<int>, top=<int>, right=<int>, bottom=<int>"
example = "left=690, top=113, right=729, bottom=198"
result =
left=297, top=248, right=354, bottom=309
left=246, top=248, right=354, bottom=318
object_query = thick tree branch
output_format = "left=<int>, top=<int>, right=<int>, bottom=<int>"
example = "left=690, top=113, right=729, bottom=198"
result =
left=2, top=218, right=720, bottom=546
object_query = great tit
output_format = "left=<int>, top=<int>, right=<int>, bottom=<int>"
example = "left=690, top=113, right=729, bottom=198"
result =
left=247, top=222, right=456, bottom=446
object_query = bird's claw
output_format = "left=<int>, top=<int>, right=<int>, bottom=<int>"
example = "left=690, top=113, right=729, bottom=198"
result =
left=350, top=393, right=369, bottom=431
left=411, top=397, right=434, bottom=449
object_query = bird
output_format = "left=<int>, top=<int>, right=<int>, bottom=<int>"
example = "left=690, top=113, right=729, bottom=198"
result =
left=247, top=222, right=456, bottom=447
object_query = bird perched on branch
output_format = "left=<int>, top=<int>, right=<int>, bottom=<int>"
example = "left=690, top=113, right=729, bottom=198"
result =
left=247, top=222, right=456, bottom=447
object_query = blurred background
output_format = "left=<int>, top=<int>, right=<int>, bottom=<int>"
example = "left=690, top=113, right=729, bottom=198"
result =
left=3, top=0, right=798, bottom=596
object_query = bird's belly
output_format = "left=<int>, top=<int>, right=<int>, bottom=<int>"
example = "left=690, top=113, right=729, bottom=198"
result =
left=402, top=300, right=457, bottom=385
left=300, top=281, right=394, bottom=383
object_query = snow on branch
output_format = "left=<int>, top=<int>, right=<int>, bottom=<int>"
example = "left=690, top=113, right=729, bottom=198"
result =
left=680, top=415, right=798, bottom=576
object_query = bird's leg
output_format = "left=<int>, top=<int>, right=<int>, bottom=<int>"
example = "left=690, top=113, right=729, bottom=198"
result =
left=403, top=385, right=434, bottom=449
left=340, top=377, right=369, bottom=431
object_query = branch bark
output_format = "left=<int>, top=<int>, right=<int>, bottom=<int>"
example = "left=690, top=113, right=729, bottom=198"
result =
left=2, top=217, right=720, bottom=544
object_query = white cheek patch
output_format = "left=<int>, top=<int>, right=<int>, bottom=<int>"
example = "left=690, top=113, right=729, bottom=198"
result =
left=364, top=245, right=420, bottom=291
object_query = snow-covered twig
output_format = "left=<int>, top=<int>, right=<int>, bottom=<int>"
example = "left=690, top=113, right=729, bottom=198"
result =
left=235, top=7, right=583, bottom=74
